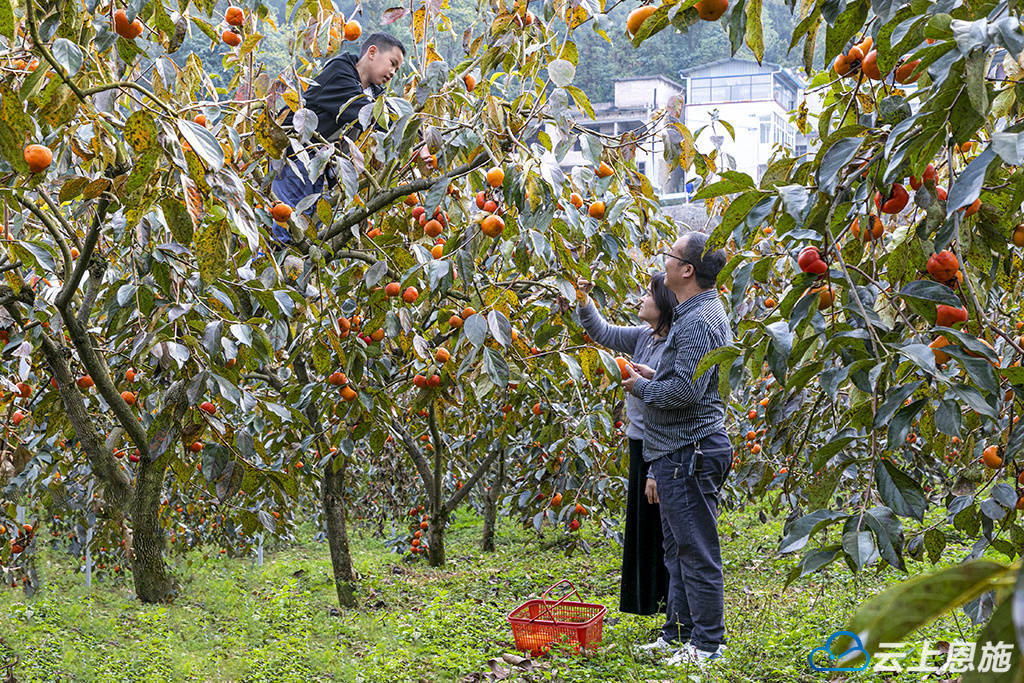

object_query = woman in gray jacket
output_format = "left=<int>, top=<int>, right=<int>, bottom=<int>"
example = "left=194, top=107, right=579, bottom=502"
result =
left=577, top=272, right=676, bottom=616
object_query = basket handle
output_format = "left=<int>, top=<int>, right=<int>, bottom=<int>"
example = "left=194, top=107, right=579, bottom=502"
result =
left=528, top=579, right=581, bottom=624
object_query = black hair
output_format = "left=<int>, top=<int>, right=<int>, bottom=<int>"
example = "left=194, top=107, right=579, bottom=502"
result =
left=680, top=231, right=727, bottom=289
left=361, top=33, right=406, bottom=57
left=649, top=271, right=677, bottom=336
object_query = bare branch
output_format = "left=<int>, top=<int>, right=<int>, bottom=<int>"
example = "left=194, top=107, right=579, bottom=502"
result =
left=15, top=194, right=73, bottom=278
left=388, top=416, right=435, bottom=494
left=56, top=208, right=104, bottom=310
left=2, top=302, right=132, bottom=512
left=443, top=446, right=501, bottom=516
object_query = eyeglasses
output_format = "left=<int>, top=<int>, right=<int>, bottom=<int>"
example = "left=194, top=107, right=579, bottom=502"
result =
left=658, top=251, right=692, bottom=266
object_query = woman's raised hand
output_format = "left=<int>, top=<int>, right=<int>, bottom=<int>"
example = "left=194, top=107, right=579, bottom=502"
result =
left=575, top=278, right=594, bottom=304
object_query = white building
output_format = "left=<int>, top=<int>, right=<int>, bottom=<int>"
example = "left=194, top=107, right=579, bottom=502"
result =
left=552, top=75, right=687, bottom=195
left=548, top=60, right=811, bottom=198
left=679, top=58, right=808, bottom=182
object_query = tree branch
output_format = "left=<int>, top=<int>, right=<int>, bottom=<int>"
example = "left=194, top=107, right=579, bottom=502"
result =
left=56, top=206, right=105, bottom=310
left=443, top=446, right=501, bottom=516
left=388, top=416, right=435, bottom=495
left=315, top=151, right=490, bottom=249
left=15, top=194, right=73, bottom=279
left=2, top=302, right=132, bottom=512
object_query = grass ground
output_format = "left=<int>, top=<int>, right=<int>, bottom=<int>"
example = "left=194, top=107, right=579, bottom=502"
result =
left=0, top=494, right=987, bottom=682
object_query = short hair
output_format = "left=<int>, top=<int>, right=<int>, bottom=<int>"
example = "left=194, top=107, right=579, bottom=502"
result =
left=680, top=232, right=727, bottom=289
left=649, top=272, right=677, bottom=336
left=361, top=33, right=406, bottom=57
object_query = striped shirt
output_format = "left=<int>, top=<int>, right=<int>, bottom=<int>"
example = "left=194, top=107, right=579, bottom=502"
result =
left=578, top=302, right=667, bottom=441
left=630, top=289, right=731, bottom=460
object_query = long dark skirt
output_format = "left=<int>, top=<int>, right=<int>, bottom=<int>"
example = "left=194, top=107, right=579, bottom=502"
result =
left=620, top=438, right=670, bottom=615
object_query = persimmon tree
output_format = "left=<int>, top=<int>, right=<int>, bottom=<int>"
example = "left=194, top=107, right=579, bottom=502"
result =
left=0, top=0, right=692, bottom=608
left=632, top=0, right=1024, bottom=669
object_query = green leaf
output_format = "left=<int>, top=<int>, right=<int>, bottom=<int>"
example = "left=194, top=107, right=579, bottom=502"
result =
left=195, top=220, right=228, bottom=286
left=253, top=107, right=289, bottom=160
left=899, top=280, right=962, bottom=307
left=842, top=530, right=877, bottom=570
left=160, top=197, right=194, bottom=244
left=51, top=38, right=83, bottom=76
left=13, top=241, right=55, bottom=274
left=215, top=460, right=244, bottom=504
left=147, top=412, right=179, bottom=462
left=923, top=528, right=946, bottom=564
left=0, top=0, right=12, bottom=40
left=897, top=342, right=939, bottom=377
left=785, top=547, right=840, bottom=588
left=694, top=344, right=740, bottom=383
left=965, top=48, right=989, bottom=116
left=177, top=120, right=224, bottom=172
left=824, top=2, right=868, bottom=65
left=483, top=347, right=509, bottom=387
left=873, top=382, right=922, bottom=429
left=693, top=177, right=754, bottom=201
left=875, top=459, right=926, bottom=522
left=547, top=59, right=575, bottom=87
left=947, top=147, right=997, bottom=216
left=125, top=149, right=160, bottom=195
left=629, top=1, right=673, bottom=47
left=565, top=86, right=596, bottom=120
left=991, top=131, right=1024, bottom=165
left=816, top=136, right=861, bottom=196
left=744, top=0, right=764, bottom=63
left=840, top=561, right=1010, bottom=661
left=58, top=176, right=89, bottom=202
left=779, top=509, right=846, bottom=554
left=960, top=589, right=1024, bottom=683
left=487, top=310, right=512, bottom=346
left=949, top=383, right=998, bottom=419
left=463, top=313, right=487, bottom=348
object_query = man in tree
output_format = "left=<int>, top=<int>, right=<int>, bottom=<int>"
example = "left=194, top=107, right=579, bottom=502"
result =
left=623, top=231, right=732, bottom=667
left=271, top=32, right=406, bottom=241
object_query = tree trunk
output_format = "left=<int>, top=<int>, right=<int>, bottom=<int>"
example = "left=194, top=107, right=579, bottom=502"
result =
left=323, top=454, right=356, bottom=608
left=293, top=357, right=356, bottom=608
left=130, top=458, right=173, bottom=602
left=481, top=452, right=505, bottom=553
left=427, top=509, right=449, bottom=567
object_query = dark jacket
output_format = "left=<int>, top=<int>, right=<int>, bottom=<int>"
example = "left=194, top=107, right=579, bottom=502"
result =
left=283, top=53, right=383, bottom=141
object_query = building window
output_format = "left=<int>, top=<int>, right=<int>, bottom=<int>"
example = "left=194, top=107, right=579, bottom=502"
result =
left=688, top=74, right=774, bottom=104
left=751, top=76, right=772, bottom=99
left=760, top=122, right=770, bottom=144
left=638, top=161, right=647, bottom=176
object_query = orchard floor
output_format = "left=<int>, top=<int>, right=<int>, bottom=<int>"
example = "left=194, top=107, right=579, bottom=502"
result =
left=0, top=495, right=987, bottom=682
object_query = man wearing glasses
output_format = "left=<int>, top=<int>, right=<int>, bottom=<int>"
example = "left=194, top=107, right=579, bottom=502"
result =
left=623, top=231, right=732, bottom=667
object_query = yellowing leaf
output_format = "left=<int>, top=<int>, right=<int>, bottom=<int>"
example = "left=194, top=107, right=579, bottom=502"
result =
left=281, top=88, right=301, bottom=111
left=413, top=8, right=427, bottom=43
left=124, top=111, right=159, bottom=152
left=253, top=107, right=289, bottom=160
left=195, top=219, right=228, bottom=285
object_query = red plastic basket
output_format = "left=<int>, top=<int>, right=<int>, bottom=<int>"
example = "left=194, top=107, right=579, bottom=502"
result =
left=507, top=579, right=607, bottom=656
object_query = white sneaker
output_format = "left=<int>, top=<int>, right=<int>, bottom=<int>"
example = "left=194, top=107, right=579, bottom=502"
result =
left=637, top=636, right=677, bottom=653
left=666, top=643, right=727, bottom=667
